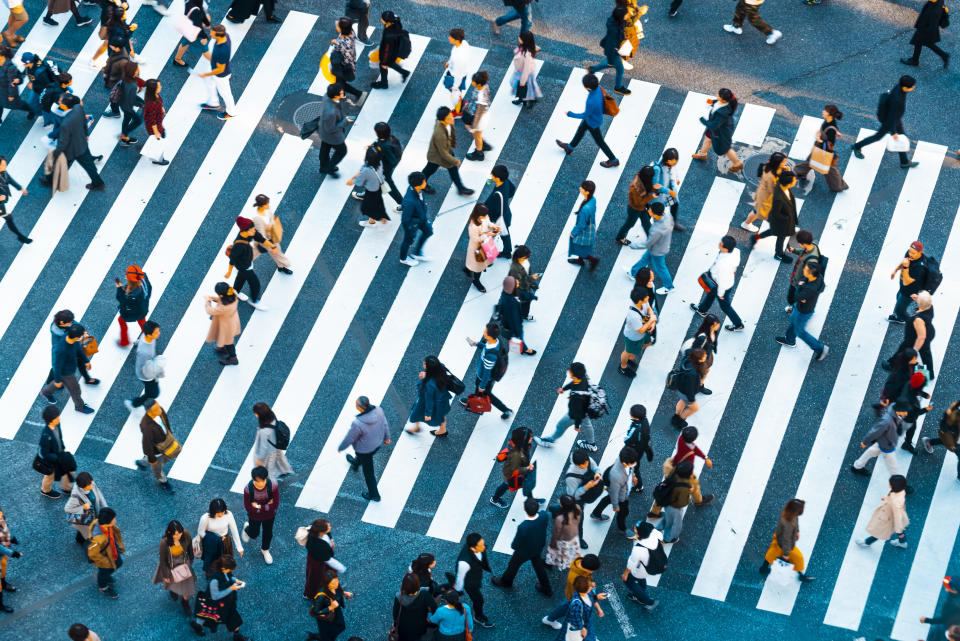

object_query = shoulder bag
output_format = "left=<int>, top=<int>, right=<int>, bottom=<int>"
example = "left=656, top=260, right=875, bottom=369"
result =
left=600, top=87, right=619, bottom=117
left=81, top=334, right=99, bottom=358
left=33, top=451, right=54, bottom=475
left=697, top=271, right=717, bottom=292
left=171, top=559, right=193, bottom=583
left=174, top=7, right=202, bottom=42
left=295, top=526, right=310, bottom=546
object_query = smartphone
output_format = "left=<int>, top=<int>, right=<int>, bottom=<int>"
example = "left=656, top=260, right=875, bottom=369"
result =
left=233, top=580, right=246, bottom=589
left=114, top=277, right=121, bottom=285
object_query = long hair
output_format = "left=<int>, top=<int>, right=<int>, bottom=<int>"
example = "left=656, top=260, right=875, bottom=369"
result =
left=763, top=152, right=786, bottom=175
left=121, top=60, right=138, bottom=83
left=443, top=589, right=465, bottom=614
left=309, top=518, right=330, bottom=538
left=576, top=180, right=596, bottom=213
left=468, top=203, right=489, bottom=226
left=688, top=348, right=709, bottom=379
left=144, top=78, right=160, bottom=104
left=423, top=355, right=450, bottom=392
left=411, top=552, right=435, bottom=582
left=694, top=314, right=720, bottom=339
left=635, top=165, right=655, bottom=192
left=401, top=572, right=420, bottom=595
left=164, top=519, right=185, bottom=546
left=780, top=498, right=805, bottom=521
left=718, top=87, right=738, bottom=112
left=518, top=30, right=536, bottom=57
left=557, top=494, right=581, bottom=526
left=253, top=402, right=276, bottom=427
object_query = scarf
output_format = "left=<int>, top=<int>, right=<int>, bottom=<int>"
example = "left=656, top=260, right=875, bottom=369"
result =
left=98, top=524, right=119, bottom=560
left=0, top=516, right=10, bottom=548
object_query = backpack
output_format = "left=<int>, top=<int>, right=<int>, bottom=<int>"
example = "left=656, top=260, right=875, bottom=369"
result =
left=109, top=80, right=123, bottom=105
left=923, top=255, right=943, bottom=294
left=388, top=134, right=404, bottom=161
left=247, top=478, right=273, bottom=500
left=601, top=464, right=613, bottom=489
left=665, top=365, right=682, bottom=391
left=586, top=383, right=608, bottom=418
left=876, top=89, right=892, bottom=123
left=268, top=421, right=290, bottom=450
left=564, top=466, right=604, bottom=504
left=652, top=475, right=677, bottom=505
left=395, top=29, right=413, bottom=59
left=637, top=540, right=668, bottom=575
left=491, top=339, right=510, bottom=382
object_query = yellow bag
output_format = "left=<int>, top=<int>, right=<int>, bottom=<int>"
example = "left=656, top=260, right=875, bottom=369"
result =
left=808, top=145, right=834, bottom=175
left=319, top=52, right=337, bottom=84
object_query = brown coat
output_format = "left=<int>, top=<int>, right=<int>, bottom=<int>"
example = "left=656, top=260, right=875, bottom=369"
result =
left=466, top=220, right=497, bottom=273
left=44, top=149, right=69, bottom=193
left=87, top=521, right=125, bottom=569
left=627, top=173, right=656, bottom=211
left=205, top=298, right=241, bottom=347
left=564, top=557, right=594, bottom=600
left=753, top=169, right=777, bottom=219
left=426, top=120, right=458, bottom=168
left=140, top=409, right=172, bottom=463
left=46, top=0, right=72, bottom=15
left=866, top=491, right=909, bottom=540
left=152, top=531, right=197, bottom=585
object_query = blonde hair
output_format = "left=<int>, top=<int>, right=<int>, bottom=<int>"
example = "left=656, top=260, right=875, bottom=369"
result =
left=915, top=290, right=932, bottom=311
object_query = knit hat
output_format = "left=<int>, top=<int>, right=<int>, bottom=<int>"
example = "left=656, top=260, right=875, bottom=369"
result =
left=910, top=240, right=924, bottom=252
left=235, top=216, right=253, bottom=231
left=20, top=52, right=37, bottom=64
left=126, top=264, right=144, bottom=281
left=910, top=371, right=927, bottom=388
left=580, top=554, right=600, bottom=571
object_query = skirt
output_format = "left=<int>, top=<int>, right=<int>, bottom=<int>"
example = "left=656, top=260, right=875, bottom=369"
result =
left=510, top=69, right=543, bottom=101
left=361, top=187, right=389, bottom=220
left=263, top=450, right=294, bottom=479
left=165, top=553, right=197, bottom=598
left=545, top=538, right=581, bottom=570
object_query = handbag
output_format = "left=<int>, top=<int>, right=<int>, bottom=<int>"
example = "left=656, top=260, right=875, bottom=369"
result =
left=697, top=271, right=718, bottom=292
left=617, top=39, right=632, bottom=56
left=268, top=216, right=283, bottom=244
left=195, top=591, right=224, bottom=623
left=886, top=134, right=910, bottom=152
left=33, top=454, right=54, bottom=476
left=157, top=430, right=181, bottom=459
left=509, top=337, right=523, bottom=354
left=174, top=7, right=202, bottom=41
left=67, top=508, right=96, bottom=526
left=481, top=236, right=499, bottom=261
left=58, top=451, right=77, bottom=472
left=81, top=334, right=99, bottom=358
left=473, top=247, right=487, bottom=264
left=565, top=624, right=582, bottom=641
left=171, top=562, right=193, bottom=583
left=443, top=71, right=455, bottom=90
left=600, top=87, right=619, bottom=117
left=465, top=393, right=492, bottom=414
left=295, top=526, right=309, bottom=546
left=808, top=145, right=834, bottom=175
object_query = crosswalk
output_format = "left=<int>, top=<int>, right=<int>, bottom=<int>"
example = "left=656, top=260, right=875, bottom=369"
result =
left=1, top=9, right=959, bottom=640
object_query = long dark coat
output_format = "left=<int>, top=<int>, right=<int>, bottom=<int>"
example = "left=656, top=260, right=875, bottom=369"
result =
left=911, top=0, right=949, bottom=45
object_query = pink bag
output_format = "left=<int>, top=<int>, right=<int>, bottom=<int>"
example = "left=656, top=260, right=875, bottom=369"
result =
left=481, top=237, right=499, bottom=261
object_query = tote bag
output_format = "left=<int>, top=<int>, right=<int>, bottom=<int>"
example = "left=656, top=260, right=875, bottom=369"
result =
left=174, top=8, right=201, bottom=42
left=481, top=236, right=499, bottom=261
left=808, top=145, right=834, bottom=174
left=886, top=134, right=910, bottom=152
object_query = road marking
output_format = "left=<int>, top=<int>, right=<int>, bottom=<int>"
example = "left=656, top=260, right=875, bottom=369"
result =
left=603, top=582, right=636, bottom=639
left=786, top=115, right=823, bottom=161
left=732, top=103, right=776, bottom=147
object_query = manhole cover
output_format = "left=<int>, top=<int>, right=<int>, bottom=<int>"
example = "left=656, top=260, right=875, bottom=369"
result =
left=272, top=91, right=363, bottom=147
left=293, top=101, right=325, bottom=129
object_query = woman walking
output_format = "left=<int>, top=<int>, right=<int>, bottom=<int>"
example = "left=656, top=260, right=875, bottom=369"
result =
left=464, top=71, right=492, bottom=161
left=758, top=498, right=815, bottom=583
left=499, top=276, right=536, bottom=354
left=750, top=170, right=798, bottom=262
left=921, top=401, right=960, bottom=478
left=587, top=6, right=630, bottom=95
left=309, top=573, right=352, bottom=641
left=856, top=474, right=910, bottom=549
left=875, top=348, right=918, bottom=413
left=692, top=89, right=743, bottom=173
left=189, top=555, right=249, bottom=640
left=142, top=79, right=169, bottom=166
left=172, top=0, right=210, bottom=67
left=546, top=494, right=582, bottom=570
left=392, top=572, right=435, bottom=641
left=0, top=154, right=31, bottom=243
left=568, top=180, right=598, bottom=271
left=205, top=282, right=241, bottom=366
left=371, top=11, right=410, bottom=88
left=617, top=0, right=647, bottom=70
left=429, top=590, right=473, bottom=641
left=197, top=498, right=243, bottom=577
left=562, top=575, right=604, bottom=641
left=250, top=194, right=293, bottom=273
left=304, top=519, right=346, bottom=599
left=252, top=402, right=293, bottom=479
left=410, top=552, right=442, bottom=597
left=115, top=264, right=151, bottom=347
left=346, top=148, right=389, bottom=227
left=42, top=0, right=91, bottom=27
left=508, top=245, right=539, bottom=320
left=117, top=61, right=142, bottom=147
left=685, top=314, right=720, bottom=369
left=332, top=17, right=362, bottom=102
left=656, top=459, right=694, bottom=543
left=464, top=203, right=499, bottom=293
left=65, top=472, right=108, bottom=544
left=372, top=122, right=404, bottom=208
left=793, top=105, right=848, bottom=192
left=616, top=165, right=655, bottom=245
left=152, top=520, right=197, bottom=615
left=740, top=152, right=786, bottom=233
left=670, top=347, right=709, bottom=429
left=407, top=355, right=453, bottom=435
left=510, top=30, right=542, bottom=109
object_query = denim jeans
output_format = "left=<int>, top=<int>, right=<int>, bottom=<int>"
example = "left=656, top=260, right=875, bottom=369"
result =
left=542, top=413, right=595, bottom=444
left=399, top=221, right=433, bottom=260
left=494, top=4, right=532, bottom=32
left=588, top=52, right=625, bottom=89
left=892, top=290, right=912, bottom=321
left=784, top=308, right=824, bottom=353
left=97, top=556, right=123, bottom=588
left=630, top=251, right=674, bottom=290
left=492, top=467, right=536, bottom=501
left=698, top=289, right=743, bottom=327
left=545, top=600, right=569, bottom=623
left=624, top=574, right=654, bottom=605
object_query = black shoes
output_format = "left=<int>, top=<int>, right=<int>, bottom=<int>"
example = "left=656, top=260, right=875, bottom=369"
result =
left=850, top=464, right=870, bottom=476
left=690, top=303, right=706, bottom=317
left=556, top=140, right=573, bottom=155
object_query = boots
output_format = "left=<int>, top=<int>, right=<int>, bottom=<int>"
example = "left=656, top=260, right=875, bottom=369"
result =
left=219, top=344, right=238, bottom=366
left=758, top=560, right=771, bottom=575
left=181, top=596, right=192, bottom=615
left=586, top=255, right=599, bottom=272
left=1, top=578, right=15, bottom=592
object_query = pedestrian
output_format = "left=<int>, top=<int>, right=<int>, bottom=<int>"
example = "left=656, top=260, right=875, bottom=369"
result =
left=794, top=105, right=849, bottom=192
left=172, top=0, right=210, bottom=67
left=331, top=18, right=362, bottom=102
left=562, top=575, right=605, bottom=640
left=561, top=450, right=601, bottom=549
left=534, top=362, right=596, bottom=451
left=205, top=282, right=242, bottom=365
left=627, top=201, right=674, bottom=294
left=653, top=148, right=684, bottom=232
left=197, top=498, right=244, bottom=576
left=398, top=171, right=432, bottom=267
left=449, top=533, right=493, bottom=628
left=347, top=148, right=390, bottom=227
left=303, top=519, right=346, bottom=600
left=623, top=404, right=654, bottom=492
left=371, top=122, right=404, bottom=209
left=101, top=40, right=131, bottom=120
left=566, top=179, right=600, bottom=271
left=510, top=30, right=541, bottom=109
left=619, top=286, right=656, bottom=376
left=668, top=348, right=709, bottom=429
left=308, top=573, right=352, bottom=641
left=428, top=590, right=473, bottom=641
left=740, top=152, right=786, bottom=232
left=20, top=55, right=57, bottom=118
left=775, top=262, right=829, bottom=360
left=508, top=245, right=539, bottom=320
left=252, top=402, right=294, bottom=479
left=152, top=520, right=196, bottom=616
left=463, top=71, right=493, bottom=162
left=652, top=427, right=715, bottom=515
left=921, top=401, right=960, bottom=475
left=692, top=89, right=744, bottom=172
left=556, top=74, right=619, bottom=167
left=490, top=426, right=539, bottom=508
left=67, top=624, right=102, bottom=641
left=37, top=406, right=74, bottom=498
left=91, top=0, right=124, bottom=64
left=499, top=276, right=536, bottom=354
left=545, top=495, right=582, bottom=570
left=134, top=399, right=177, bottom=494
left=654, top=459, right=693, bottom=543
left=370, top=11, right=410, bottom=88
left=0, top=45, right=33, bottom=122
left=39, top=72, right=73, bottom=138
left=615, top=165, right=655, bottom=245
left=589, top=446, right=638, bottom=534
left=46, top=0, right=93, bottom=26
left=65, top=471, right=107, bottom=544
left=249, top=194, right=293, bottom=273
left=443, top=28, right=470, bottom=115
left=851, top=405, right=910, bottom=477
left=541, top=554, right=600, bottom=629
left=199, top=24, right=236, bottom=121
left=588, top=6, right=630, bottom=95
left=683, top=315, right=720, bottom=375
left=406, top=355, right=454, bottom=435
left=241, top=465, right=279, bottom=564
left=898, top=371, right=932, bottom=453
left=852, top=76, right=919, bottom=168
left=141, top=79, right=169, bottom=165
left=617, top=0, right=646, bottom=71
left=190, top=554, right=249, bottom=640
left=875, top=348, right=918, bottom=414
left=887, top=240, right=933, bottom=324
left=124, top=320, right=162, bottom=411
left=114, top=264, right=151, bottom=347
left=758, top=498, right=815, bottom=582
left=115, top=61, right=142, bottom=147
left=37, top=94, right=105, bottom=190
left=0, top=155, right=29, bottom=243
left=491, top=0, right=533, bottom=34
left=485, top=164, right=515, bottom=258
left=87, top=507, right=124, bottom=598
left=902, top=0, right=950, bottom=68
left=784, top=230, right=823, bottom=313
left=338, top=396, right=391, bottom=502
left=392, top=573, right=436, bottom=640
left=410, top=552, right=442, bottom=597
left=491, top=496, right=552, bottom=595
left=621, top=521, right=663, bottom=609
left=691, top=235, right=744, bottom=331
left=920, top=577, right=960, bottom=633
left=464, top=203, right=499, bottom=292
left=40, top=324, right=95, bottom=414
left=460, top=322, right=514, bottom=421
left=750, top=170, right=798, bottom=262
left=0, top=506, right=21, bottom=611
left=225, top=216, right=274, bottom=310
left=2, top=0, right=28, bottom=48
left=723, top=0, right=781, bottom=44
left=422, top=106, right=475, bottom=196
left=856, top=474, right=910, bottom=548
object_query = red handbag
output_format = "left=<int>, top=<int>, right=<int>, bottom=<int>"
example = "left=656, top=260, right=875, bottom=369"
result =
left=465, top=393, right=491, bottom=414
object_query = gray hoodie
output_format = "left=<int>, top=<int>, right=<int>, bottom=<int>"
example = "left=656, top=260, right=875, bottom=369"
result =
left=319, top=95, right=350, bottom=145
left=862, top=410, right=904, bottom=452
left=642, top=210, right=674, bottom=257
left=338, top=406, right=390, bottom=454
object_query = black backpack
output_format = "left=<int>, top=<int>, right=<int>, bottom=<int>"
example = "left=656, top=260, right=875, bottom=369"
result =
left=637, top=540, right=668, bottom=575
left=923, top=255, right=943, bottom=294
left=491, top=339, right=509, bottom=382
left=445, top=369, right=466, bottom=395
left=876, top=89, right=892, bottom=123
left=247, top=477, right=273, bottom=498
left=268, top=421, right=290, bottom=450
left=388, top=134, right=404, bottom=161
left=652, top=475, right=677, bottom=505
left=395, top=29, right=413, bottom=60
left=565, top=466, right=605, bottom=504
left=601, top=464, right=613, bottom=489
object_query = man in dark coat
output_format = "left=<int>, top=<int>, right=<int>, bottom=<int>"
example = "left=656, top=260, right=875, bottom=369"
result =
left=750, top=170, right=798, bottom=262
left=491, top=497, right=553, bottom=596
left=852, top=75, right=919, bottom=169
left=39, top=93, right=106, bottom=190
left=0, top=45, right=34, bottom=122
left=902, top=0, right=950, bottom=68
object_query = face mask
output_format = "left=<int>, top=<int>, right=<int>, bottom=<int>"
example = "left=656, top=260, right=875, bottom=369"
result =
left=485, top=178, right=494, bottom=187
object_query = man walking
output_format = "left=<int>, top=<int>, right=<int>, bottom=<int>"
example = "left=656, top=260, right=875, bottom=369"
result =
left=449, top=533, right=494, bottom=628
left=628, top=201, right=675, bottom=295
left=338, top=396, right=390, bottom=502
left=399, top=171, right=432, bottom=267
left=590, top=446, right=639, bottom=535
left=556, top=73, right=619, bottom=168
left=901, top=0, right=950, bottom=68
left=534, top=362, right=596, bottom=452
left=422, top=106, right=474, bottom=196
left=241, top=465, right=279, bottom=564
left=40, top=324, right=95, bottom=414
left=87, top=507, right=124, bottom=598
left=317, top=83, right=354, bottom=177
left=888, top=240, right=930, bottom=323
left=490, top=0, right=533, bottom=35
left=691, top=235, right=744, bottom=331
left=225, top=216, right=275, bottom=309
left=851, top=404, right=910, bottom=476
left=125, top=320, right=161, bottom=412
left=492, top=497, right=552, bottom=596
left=134, top=399, right=177, bottom=494
left=563, top=449, right=602, bottom=549
left=38, top=94, right=105, bottom=191
left=0, top=45, right=34, bottom=122
left=852, top=76, right=919, bottom=169
left=723, top=0, right=782, bottom=45
left=785, top=230, right=823, bottom=313
left=776, top=262, right=828, bottom=360
left=621, top=521, right=662, bottom=610
left=38, top=406, right=73, bottom=498
left=199, top=24, right=236, bottom=121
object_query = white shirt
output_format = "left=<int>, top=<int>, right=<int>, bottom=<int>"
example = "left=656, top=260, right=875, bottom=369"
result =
left=454, top=550, right=483, bottom=591
left=447, top=41, right=471, bottom=84
left=623, top=302, right=653, bottom=339
left=627, top=529, right=663, bottom=579
left=198, top=511, right=244, bottom=555
left=709, top=248, right=741, bottom=297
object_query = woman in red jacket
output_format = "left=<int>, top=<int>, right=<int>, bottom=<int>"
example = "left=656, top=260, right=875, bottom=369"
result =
left=143, top=79, right=168, bottom=166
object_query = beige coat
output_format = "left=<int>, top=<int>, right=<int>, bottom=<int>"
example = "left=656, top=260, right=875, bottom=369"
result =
left=466, top=219, right=497, bottom=273
left=753, top=169, right=777, bottom=219
left=866, top=490, right=909, bottom=540
left=252, top=208, right=291, bottom=269
left=204, top=298, right=241, bottom=347
left=44, top=149, right=69, bottom=193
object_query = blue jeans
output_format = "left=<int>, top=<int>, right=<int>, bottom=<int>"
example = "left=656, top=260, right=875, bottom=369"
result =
left=698, top=289, right=743, bottom=327
left=545, top=600, right=569, bottom=622
left=588, top=52, right=625, bottom=90
left=20, top=87, right=41, bottom=116
left=784, top=308, right=824, bottom=353
left=892, top=290, right=912, bottom=321
left=542, top=414, right=595, bottom=444
left=624, top=574, right=654, bottom=606
left=630, top=251, right=674, bottom=290
left=492, top=467, right=536, bottom=500
left=494, top=5, right=533, bottom=32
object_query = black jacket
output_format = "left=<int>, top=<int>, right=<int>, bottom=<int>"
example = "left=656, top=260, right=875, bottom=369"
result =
left=39, top=425, right=66, bottom=465
left=877, top=86, right=908, bottom=133
left=57, top=106, right=91, bottom=163
left=563, top=379, right=591, bottom=427
left=484, top=179, right=515, bottom=228
left=498, top=291, right=524, bottom=341
left=392, top=591, right=435, bottom=641
left=794, top=276, right=824, bottom=314
left=767, top=187, right=798, bottom=237
left=599, top=14, right=625, bottom=57
left=911, top=0, right=949, bottom=45
left=700, top=103, right=736, bottom=154
left=511, top=512, right=548, bottom=558
left=115, top=274, right=151, bottom=321
left=379, top=22, right=404, bottom=64
left=624, top=416, right=654, bottom=461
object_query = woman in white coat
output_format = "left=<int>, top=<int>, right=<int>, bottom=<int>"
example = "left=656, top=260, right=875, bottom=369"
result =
left=857, top=474, right=909, bottom=549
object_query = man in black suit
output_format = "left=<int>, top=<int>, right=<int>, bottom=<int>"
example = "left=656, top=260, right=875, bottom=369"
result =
left=491, top=497, right=553, bottom=596
left=39, top=93, right=105, bottom=191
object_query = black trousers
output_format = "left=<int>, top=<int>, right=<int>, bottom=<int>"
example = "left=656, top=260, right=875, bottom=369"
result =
left=757, top=229, right=788, bottom=257
left=378, top=60, right=408, bottom=86
left=912, top=42, right=949, bottom=63
left=474, top=378, right=508, bottom=413
left=349, top=448, right=381, bottom=499
left=591, top=496, right=630, bottom=531
left=121, top=107, right=142, bottom=137
left=382, top=164, right=402, bottom=204
left=422, top=161, right=468, bottom=191
left=1, top=212, right=29, bottom=241
left=616, top=206, right=642, bottom=241
left=319, top=141, right=348, bottom=173
left=332, top=73, right=362, bottom=99
left=244, top=517, right=275, bottom=550
left=73, top=149, right=105, bottom=187
left=464, top=583, right=486, bottom=620
left=261, top=0, right=276, bottom=18
left=0, top=96, right=34, bottom=121
left=353, top=9, right=370, bottom=41
left=132, top=378, right=160, bottom=407
left=234, top=268, right=261, bottom=302
left=853, top=126, right=910, bottom=165
left=669, top=0, right=683, bottom=12
left=499, top=552, right=551, bottom=593
left=569, top=121, right=615, bottom=161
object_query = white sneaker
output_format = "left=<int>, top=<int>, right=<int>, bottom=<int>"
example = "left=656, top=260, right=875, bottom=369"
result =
left=740, top=221, right=760, bottom=233
left=261, top=549, right=273, bottom=564
left=358, top=220, right=376, bottom=227
left=625, top=267, right=636, bottom=281
left=622, top=59, right=634, bottom=71
left=655, top=286, right=675, bottom=295
left=123, top=399, right=134, bottom=413
left=533, top=436, right=552, bottom=447
left=855, top=538, right=869, bottom=548
left=241, top=521, right=251, bottom=543
left=249, top=300, right=268, bottom=311
left=400, top=257, right=419, bottom=267
left=236, top=291, right=249, bottom=302
left=541, top=616, right=562, bottom=631
left=766, top=29, right=782, bottom=44
left=723, top=24, right=743, bottom=34
left=410, top=254, right=431, bottom=261
left=888, top=538, right=908, bottom=549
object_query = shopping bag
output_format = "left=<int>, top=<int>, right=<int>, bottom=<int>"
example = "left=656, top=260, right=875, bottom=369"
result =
left=886, top=134, right=910, bottom=153
left=808, top=145, right=834, bottom=174
left=319, top=51, right=337, bottom=84
left=509, top=338, right=523, bottom=354
left=174, top=11, right=201, bottom=42
left=617, top=39, right=632, bottom=56
left=481, top=236, right=499, bottom=261
left=140, top=137, right=165, bottom=163
left=465, top=393, right=491, bottom=414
